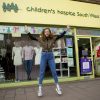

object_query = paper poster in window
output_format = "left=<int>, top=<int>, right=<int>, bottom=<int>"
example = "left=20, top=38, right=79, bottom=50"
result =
left=66, top=47, right=73, bottom=57
left=68, top=58, right=74, bottom=67
left=66, top=38, right=73, bottom=47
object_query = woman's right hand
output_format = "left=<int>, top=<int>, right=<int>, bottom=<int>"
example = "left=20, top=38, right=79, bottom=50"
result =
left=24, top=25, right=30, bottom=34
left=24, top=25, right=28, bottom=31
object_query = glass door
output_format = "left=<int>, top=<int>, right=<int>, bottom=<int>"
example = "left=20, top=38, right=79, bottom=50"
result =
left=77, top=37, right=94, bottom=76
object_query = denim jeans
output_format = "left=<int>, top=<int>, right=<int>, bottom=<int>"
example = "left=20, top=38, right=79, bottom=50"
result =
left=39, top=52, right=58, bottom=85
left=24, top=60, right=33, bottom=77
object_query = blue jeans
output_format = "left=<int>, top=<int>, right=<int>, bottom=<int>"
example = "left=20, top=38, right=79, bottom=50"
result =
left=39, top=52, right=58, bottom=85
left=24, top=60, right=33, bottom=77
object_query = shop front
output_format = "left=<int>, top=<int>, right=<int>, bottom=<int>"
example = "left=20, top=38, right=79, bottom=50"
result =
left=0, top=0, right=100, bottom=87
left=76, top=28, right=100, bottom=79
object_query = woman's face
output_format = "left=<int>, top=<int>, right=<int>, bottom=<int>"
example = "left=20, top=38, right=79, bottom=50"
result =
left=44, top=29, right=51, bottom=37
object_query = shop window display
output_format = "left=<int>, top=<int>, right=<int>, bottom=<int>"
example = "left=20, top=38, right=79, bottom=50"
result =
left=0, top=25, right=76, bottom=82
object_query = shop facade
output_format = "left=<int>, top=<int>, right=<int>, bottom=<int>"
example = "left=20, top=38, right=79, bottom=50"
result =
left=0, top=0, right=100, bottom=85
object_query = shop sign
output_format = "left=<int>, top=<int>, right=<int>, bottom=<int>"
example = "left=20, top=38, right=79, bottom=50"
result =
left=0, top=0, right=100, bottom=28
left=2, top=2, right=19, bottom=13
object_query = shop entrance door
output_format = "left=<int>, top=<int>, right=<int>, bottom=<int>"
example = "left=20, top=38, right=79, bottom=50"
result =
left=77, top=37, right=94, bottom=76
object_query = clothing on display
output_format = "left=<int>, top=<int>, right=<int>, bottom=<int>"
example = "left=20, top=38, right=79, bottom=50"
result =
left=0, top=48, right=6, bottom=57
left=34, top=47, right=42, bottom=65
left=23, top=45, right=35, bottom=80
left=57, top=39, right=62, bottom=48
left=12, top=46, right=23, bottom=66
left=61, top=38, right=65, bottom=48
left=23, top=45, right=34, bottom=60
left=57, top=38, right=65, bottom=48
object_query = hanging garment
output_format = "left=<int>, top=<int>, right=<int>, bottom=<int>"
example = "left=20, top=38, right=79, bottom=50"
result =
left=12, top=47, right=23, bottom=66
left=23, top=45, right=34, bottom=60
left=34, top=47, right=42, bottom=65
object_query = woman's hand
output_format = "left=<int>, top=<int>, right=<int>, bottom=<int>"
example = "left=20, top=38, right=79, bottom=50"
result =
left=24, top=25, right=29, bottom=33
left=66, top=25, right=70, bottom=31
left=24, top=25, right=28, bottom=31
left=67, top=25, right=70, bottom=29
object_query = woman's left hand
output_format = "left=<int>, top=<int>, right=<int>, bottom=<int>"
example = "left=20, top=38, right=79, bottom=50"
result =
left=66, top=25, right=70, bottom=31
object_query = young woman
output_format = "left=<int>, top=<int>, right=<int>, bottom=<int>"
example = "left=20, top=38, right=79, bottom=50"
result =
left=25, top=25, right=70, bottom=96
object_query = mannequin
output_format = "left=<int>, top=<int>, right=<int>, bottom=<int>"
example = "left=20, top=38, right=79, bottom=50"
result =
left=23, top=41, right=35, bottom=80
left=12, top=41, right=23, bottom=82
left=34, top=45, right=42, bottom=65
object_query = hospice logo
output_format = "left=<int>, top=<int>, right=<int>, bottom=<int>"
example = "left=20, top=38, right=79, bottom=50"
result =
left=2, top=2, right=19, bottom=13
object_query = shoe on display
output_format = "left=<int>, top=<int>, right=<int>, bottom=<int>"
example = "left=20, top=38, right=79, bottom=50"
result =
left=56, top=88, right=62, bottom=95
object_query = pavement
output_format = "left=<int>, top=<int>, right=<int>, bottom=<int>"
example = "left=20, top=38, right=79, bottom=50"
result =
left=0, top=79, right=100, bottom=100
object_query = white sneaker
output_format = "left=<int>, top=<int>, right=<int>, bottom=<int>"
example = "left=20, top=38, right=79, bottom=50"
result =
left=38, top=91, right=43, bottom=97
left=38, top=87, right=43, bottom=97
left=56, top=88, right=62, bottom=95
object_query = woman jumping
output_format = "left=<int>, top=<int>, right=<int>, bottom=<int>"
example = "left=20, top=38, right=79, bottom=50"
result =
left=25, top=25, right=70, bottom=96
